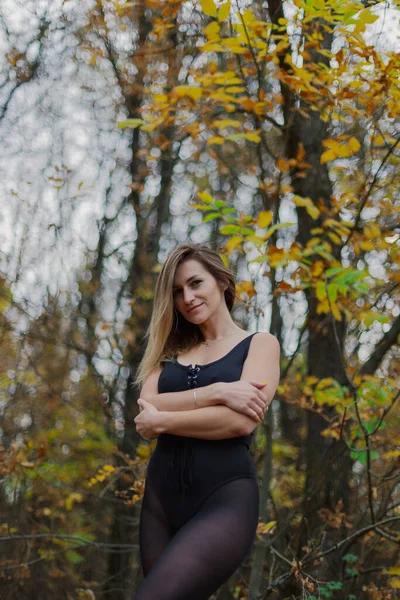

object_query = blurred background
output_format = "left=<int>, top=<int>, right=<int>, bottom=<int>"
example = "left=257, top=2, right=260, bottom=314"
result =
left=0, top=0, right=399, bottom=598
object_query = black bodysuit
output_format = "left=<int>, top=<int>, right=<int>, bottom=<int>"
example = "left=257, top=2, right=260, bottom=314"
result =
left=136, top=333, right=260, bottom=600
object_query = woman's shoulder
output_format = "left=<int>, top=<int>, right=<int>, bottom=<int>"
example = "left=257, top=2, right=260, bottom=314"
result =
left=251, top=331, right=280, bottom=351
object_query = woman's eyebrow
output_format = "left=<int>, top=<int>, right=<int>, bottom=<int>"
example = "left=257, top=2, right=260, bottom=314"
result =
left=172, top=275, right=201, bottom=290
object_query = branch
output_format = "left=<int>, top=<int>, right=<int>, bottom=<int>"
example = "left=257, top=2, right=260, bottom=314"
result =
left=0, top=533, right=138, bottom=553
left=360, top=314, right=400, bottom=375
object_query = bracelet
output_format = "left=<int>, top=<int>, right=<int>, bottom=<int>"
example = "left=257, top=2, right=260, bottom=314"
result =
left=193, top=388, right=199, bottom=409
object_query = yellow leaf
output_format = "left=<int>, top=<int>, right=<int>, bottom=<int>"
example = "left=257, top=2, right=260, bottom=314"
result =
left=322, top=138, right=338, bottom=149
left=383, top=450, right=400, bottom=459
left=218, top=1, right=230, bottom=22
left=348, top=136, right=360, bottom=153
left=364, top=223, right=381, bottom=239
left=201, top=0, right=217, bottom=18
left=153, top=93, right=168, bottom=103
left=103, top=465, right=115, bottom=473
left=311, top=261, right=324, bottom=277
left=212, top=119, right=241, bottom=129
left=384, top=567, right=400, bottom=576
left=225, top=86, right=246, bottom=93
left=220, top=254, right=229, bottom=267
left=173, top=86, right=203, bottom=100
left=316, top=298, right=329, bottom=315
left=320, top=148, right=338, bottom=164
left=331, top=300, right=342, bottom=321
left=225, top=235, right=242, bottom=254
left=258, top=520, right=277, bottom=534
left=257, top=211, right=273, bottom=229
left=316, top=281, right=326, bottom=301
left=317, top=378, right=335, bottom=389
left=373, top=134, right=386, bottom=146
left=359, top=241, right=375, bottom=251
left=207, top=135, right=225, bottom=145
left=292, top=195, right=320, bottom=220
left=137, top=444, right=150, bottom=458
left=388, top=578, right=400, bottom=589
left=242, top=9, right=255, bottom=25
left=241, top=131, right=261, bottom=143
left=222, top=38, right=247, bottom=53
left=203, top=21, right=220, bottom=40
left=197, top=191, right=214, bottom=204
left=327, top=232, right=342, bottom=245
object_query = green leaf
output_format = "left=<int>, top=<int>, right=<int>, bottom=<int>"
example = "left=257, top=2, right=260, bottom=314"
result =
left=326, top=581, right=343, bottom=590
left=220, top=225, right=240, bottom=234
left=66, top=550, right=84, bottom=564
left=214, top=200, right=227, bottom=208
left=342, top=553, right=358, bottom=563
left=117, top=119, right=143, bottom=129
left=203, top=212, right=220, bottom=223
left=346, top=567, right=359, bottom=576
left=240, top=227, right=255, bottom=236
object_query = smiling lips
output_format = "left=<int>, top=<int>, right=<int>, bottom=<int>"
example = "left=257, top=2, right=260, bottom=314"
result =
left=187, top=303, right=203, bottom=313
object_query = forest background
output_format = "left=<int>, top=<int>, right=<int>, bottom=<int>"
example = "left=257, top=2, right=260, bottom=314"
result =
left=0, top=0, right=399, bottom=599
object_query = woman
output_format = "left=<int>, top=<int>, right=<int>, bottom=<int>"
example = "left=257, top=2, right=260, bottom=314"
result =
left=133, top=243, right=280, bottom=599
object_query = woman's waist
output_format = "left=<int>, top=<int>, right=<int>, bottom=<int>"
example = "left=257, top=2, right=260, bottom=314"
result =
left=155, top=432, right=253, bottom=451
left=148, top=434, right=256, bottom=489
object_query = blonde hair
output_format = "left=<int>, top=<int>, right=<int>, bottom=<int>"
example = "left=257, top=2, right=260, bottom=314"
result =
left=134, top=243, right=238, bottom=390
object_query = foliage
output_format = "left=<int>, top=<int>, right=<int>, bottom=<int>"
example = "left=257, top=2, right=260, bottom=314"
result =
left=0, top=0, right=399, bottom=598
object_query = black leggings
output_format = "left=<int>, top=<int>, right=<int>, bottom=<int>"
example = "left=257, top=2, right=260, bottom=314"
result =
left=136, top=477, right=259, bottom=600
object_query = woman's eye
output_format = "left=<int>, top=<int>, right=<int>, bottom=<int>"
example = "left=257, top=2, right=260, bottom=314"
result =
left=192, top=280, right=201, bottom=287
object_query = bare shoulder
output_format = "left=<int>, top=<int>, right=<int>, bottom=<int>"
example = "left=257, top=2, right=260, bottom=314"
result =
left=140, top=364, right=164, bottom=397
left=251, top=331, right=280, bottom=355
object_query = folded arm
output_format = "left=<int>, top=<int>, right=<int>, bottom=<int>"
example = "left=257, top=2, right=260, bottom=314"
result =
left=140, top=370, right=222, bottom=412
left=137, top=333, right=280, bottom=440
left=157, top=405, right=252, bottom=439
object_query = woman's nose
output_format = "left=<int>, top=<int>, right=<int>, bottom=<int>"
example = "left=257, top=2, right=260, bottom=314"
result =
left=183, top=288, right=196, bottom=303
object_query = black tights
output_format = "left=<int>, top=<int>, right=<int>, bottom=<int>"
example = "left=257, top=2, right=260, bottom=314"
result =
left=136, top=478, right=259, bottom=600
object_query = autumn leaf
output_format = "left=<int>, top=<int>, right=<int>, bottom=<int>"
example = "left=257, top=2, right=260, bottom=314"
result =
left=257, top=211, right=273, bottom=229
left=117, top=118, right=143, bottom=129
left=201, top=0, right=217, bottom=18
left=292, top=195, right=320, bottom=220
left=197, top=191, right=214, bottom=204
left=218, top=1, right=230, bottom=22
left=207, top=135, right=225, bottom=144
left=225, top=235, right=242, bottom=254
left=172, top=86, right=203, bottom=100
left=211, top=119, right=241, bottom=129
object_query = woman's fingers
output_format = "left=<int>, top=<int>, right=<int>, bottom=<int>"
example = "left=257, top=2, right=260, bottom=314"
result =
left=249, top=380, right=268, bottom=388
left=247, top=408, right=261, bottom=422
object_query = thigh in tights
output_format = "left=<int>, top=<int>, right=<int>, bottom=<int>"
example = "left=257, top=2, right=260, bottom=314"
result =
left=136, top=477, right=259, bottom=600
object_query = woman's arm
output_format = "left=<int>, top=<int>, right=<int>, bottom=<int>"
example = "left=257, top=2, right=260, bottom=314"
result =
left=135, top=333, right=280, bottom=440
left=155, top=404, right=251, bottom=439
left=140, top=368, right=222, bottom=411
left=158, top=332, right=280, bottom=438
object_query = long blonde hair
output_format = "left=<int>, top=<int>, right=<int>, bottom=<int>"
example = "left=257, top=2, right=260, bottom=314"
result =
left=134, top=243, right=238, bottom=390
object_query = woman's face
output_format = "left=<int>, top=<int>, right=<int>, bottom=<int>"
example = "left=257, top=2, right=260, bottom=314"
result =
left=172, top=259, right=225, bottom=322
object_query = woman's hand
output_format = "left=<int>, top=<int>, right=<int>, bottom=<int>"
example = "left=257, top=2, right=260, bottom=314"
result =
left=218, top=380, right=268, bottom=422
left=134, top=398, right=164, bottom=440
